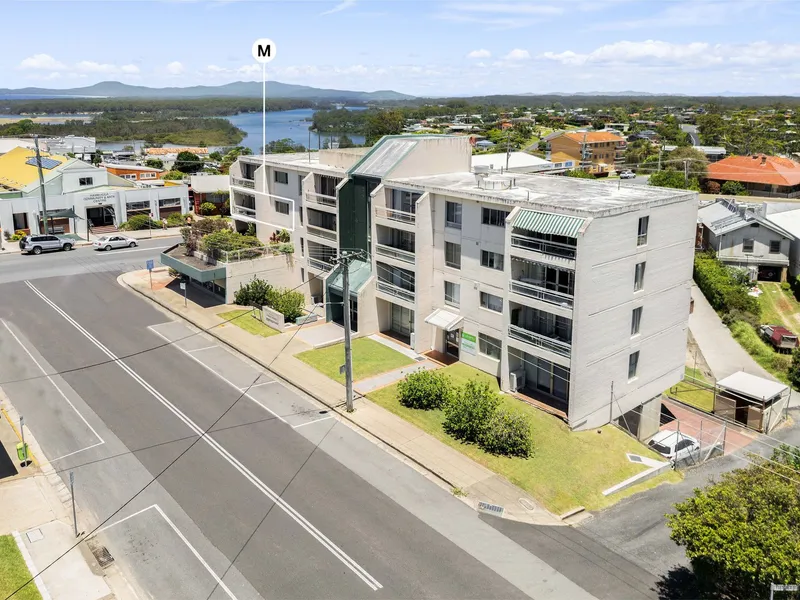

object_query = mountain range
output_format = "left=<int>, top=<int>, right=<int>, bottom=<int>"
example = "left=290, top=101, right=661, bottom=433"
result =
left=0, top=80, right=415, bottom=101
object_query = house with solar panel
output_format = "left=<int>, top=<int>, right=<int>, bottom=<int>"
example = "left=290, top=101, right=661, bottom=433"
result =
left=223, top=135, right=697, bottom=430
left=0, top=146, right=190, bottom=237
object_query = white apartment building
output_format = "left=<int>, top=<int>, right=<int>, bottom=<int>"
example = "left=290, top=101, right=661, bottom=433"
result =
left=229, top=135, right=697, bottom=431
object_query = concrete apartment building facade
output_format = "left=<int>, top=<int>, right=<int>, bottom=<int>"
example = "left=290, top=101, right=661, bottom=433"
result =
left=229, top=136, right=696, bottom=431
left=547, top=131, right=626, bottom=175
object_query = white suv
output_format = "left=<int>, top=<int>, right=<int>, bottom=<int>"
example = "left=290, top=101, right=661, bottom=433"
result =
left=19, top=234, right=74, bottom=255
left=648, top=430, right=700, bottom=463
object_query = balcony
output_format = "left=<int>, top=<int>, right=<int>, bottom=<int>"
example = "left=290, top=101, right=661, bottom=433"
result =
left=306, top=224, right=337, bottom=241
left=376, top=243, right=415, bottom=264
left=509, top=280, right=573, bottom=309
left=232, top=204, right=256, bottom=218
left=308, top=257, right=334, bottom=272
left=511, top=234, right=576, bottom=260
left=305, top=191, right=337, bottom=208
left=375, top=206, right=416, bottom=225
left=508, top=324, right=571, bottom=357
left=231, top=176, right=255, bottom=189
left=376, top=280, right=415, bottom=303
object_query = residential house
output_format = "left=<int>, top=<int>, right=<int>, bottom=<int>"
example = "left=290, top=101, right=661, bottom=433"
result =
left=214, top=135, right=696, bottom=433
left=43, top=136, right=96, bottom=160
left=707, top=154, right=800, bottom=198
left=663, top=145, right=727, bottom=163
left=546, top=131, right=626, bottom=175
left=697, top=199, right=794, bottom=281
left=102, top=163, right=164, bottom=182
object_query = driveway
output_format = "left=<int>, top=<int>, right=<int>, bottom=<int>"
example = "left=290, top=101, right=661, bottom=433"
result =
left=688, top=284, right=774, bottom=381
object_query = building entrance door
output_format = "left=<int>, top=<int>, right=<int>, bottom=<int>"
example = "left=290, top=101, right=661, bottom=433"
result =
left=390, top=304, right=414, bottom=343
left=86, top=206, right=116, bottom=227
left=446, top=329, right=460, bottom=358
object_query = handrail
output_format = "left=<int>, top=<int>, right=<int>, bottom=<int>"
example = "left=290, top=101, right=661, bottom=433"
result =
left=305, top=191, right=337, bottom=207
left=509, top=280, right=573, bottom=308
left=376, top=280, right=415, bottom=302
left=508, top=324, right=571, bottom=357
left=231, top=176, right=255, bottom=189
left=306, top=224, right=337, bottom=241
left=511, top=234, right=576, bottom=259
left=375, top=206, right=416, bottom=224
left=375, top=244, right=415, bottom=264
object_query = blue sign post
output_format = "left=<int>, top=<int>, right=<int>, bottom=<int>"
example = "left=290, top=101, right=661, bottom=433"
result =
left=146, top=259, right=155, bottom=290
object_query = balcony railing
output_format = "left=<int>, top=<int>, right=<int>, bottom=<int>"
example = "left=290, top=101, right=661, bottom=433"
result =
left=376, top=280, right=415, bottom=302
left=231, top=176, right=255, bottom=189
left=306, top=224, right=337, bottom=241
left=509, top=280, right=573, bottom=308
left=445, top=220, right=462, bottom=230
left=232, top=204, right=256, bottom=217
left=305, top=191, right=337, bottom=208
left=376, top=244, right=415, bottom=264
left=508, top=324, right=571, bottom=357
left=375, top=206, right=416, bottom=224
left=511, top=234, right=576, bottom=259
left=308, top=257, right=334, bottom=272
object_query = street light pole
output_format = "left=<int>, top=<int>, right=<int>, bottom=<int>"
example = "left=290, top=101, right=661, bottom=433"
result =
left=33, top=136, right=49, bottom=235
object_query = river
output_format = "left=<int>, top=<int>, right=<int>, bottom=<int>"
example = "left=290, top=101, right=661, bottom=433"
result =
left=96, top=107, right=366, bottom=153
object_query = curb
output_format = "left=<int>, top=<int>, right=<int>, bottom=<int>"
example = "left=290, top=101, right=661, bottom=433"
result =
left=119, top=273, right=461, bottom=494
left=13, top=530, right=53, bottom=600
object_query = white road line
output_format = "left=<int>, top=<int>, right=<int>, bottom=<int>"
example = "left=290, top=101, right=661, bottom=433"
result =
left=187, top=346, right=218, bottom=353
left=1, top=319, right=105, bottom=462
left=25, top=283, right=381, bottom=592
left=292, top=415, right=335, bottom=429
left=147, top=326, right=288, bottom=425
left=92, top=246, right=171, bottom=256
left=242, top=381, right=275, bottom=390
left=93, top=504, right=238, bottom=600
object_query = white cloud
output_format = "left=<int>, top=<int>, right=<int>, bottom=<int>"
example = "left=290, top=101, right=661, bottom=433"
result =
left=504, top=49, right=531, bottom=60
left=18, top=54, right=66, bottom=71
left=166, top=61, right=184, bottom=75
left=467, top=49, right=491, bottom=59
left=75, top=61, right=120, bottom=74
left=320, top=0, right=355, bottom=15
left=121, top=64, right=140, bottom=74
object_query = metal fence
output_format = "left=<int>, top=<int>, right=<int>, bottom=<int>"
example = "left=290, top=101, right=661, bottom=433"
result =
left=207, top=244, right=293, bottom=263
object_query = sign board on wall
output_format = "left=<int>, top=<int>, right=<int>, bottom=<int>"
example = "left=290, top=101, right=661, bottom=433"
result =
left=260, top=305, right=285, bottom=330
left=81, top=191, right=117, bottom=205
left=461, top=332, right=477, bottom=355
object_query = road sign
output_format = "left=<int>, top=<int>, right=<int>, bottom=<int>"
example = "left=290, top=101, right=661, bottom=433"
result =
left=477, top=501, right=505, bottom=517
left=252, top=38, right=277, bottom=64
left=339, top=364, right=346, bottom=375
left=146, top=259, right=154, bottom=271
left=180, top=282, right=186, bottom=290
left=773, top=584, right=799, bottom=592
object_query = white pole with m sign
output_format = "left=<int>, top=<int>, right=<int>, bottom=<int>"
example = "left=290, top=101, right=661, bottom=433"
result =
left=251, top=38, right=277, bottom=191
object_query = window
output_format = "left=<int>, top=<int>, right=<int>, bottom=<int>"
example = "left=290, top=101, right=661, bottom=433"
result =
left=628, top=351, right=640, bottom=380
left=482, top=207, right=509, bottom=227
left=479, top=333, right=502, bottom=360
left=445, top=241, right=461, bottom=269
left=444, top=281, right=460, bottom=307
left=78, top=177, right=93, bottom=186
left=298, top=174, right=303, bottom=195
left=637, top=216, right=649, bottom=246
left=481, top=250, right=505, bottom=271
left=127, top=201, right=150, bottom=210
left=300, top=238, right=304, bottom=256
left=770, top=240, right=781, bottom=254
left=274, top=171, right=289, bottom=184
left=12, top=212, right=28, bottom=230
left=122, top=174, right=137, bottom=181
left=631, top=307, right=643, bottom=336
left=300, top=268, right=305, bottom=282
left=743, top=238, right=754, bottom=253
left=480, top=291, right=503, bottom=312
left=275, top=200, right=290, bottom=215
left=445, top=201, right=462, bottom=229
left=634, top=261, right=646, bottom=291
left=159, top=198, right=181, bottom=207
left=140, top=172, right=156, bottom=179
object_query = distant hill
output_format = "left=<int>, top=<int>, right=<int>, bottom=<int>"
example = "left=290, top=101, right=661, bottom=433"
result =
left=0, top=80, right=414, bottom=101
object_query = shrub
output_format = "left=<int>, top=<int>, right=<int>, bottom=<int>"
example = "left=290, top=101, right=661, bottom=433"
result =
left=167, top=212, right=193, bottom=227
left=443, top=380, right=500, bottom=444
left=788, top=349, right=800, bottom=389
left=200, top=229, right=261, bottom=258
left=397, top=370, right=452, bottom=410
left=480, top=409, right=534, bottom=458
left=269, top=229, right=291, bottom=243
left=729, top=320, right=791, bottom=375
left=702, top=180, right=721, bottom=195
left=11, top=229, right=25, bottom=241
left=192, top=217, right=230, bottom=236
left=721, top=180, right=749, bottom=196
left=277, top=243, right=294, bottom=255
left=235, top=277, right=273, bottom=307
left=120, top=214, right=163, bottom=231
left=221, top=199, right=230, bottom=216
left=266, top=287, right=305, bottom=320
left=564, top=169, right=594, bottom=179
left=721, top=308, right=760, bottom=329
left=245, top=222, right=256, bottom=237
left=198, top=202, right=217, bottom=216
left=162, top=170, right=186, bottom=181
left=782, top=281, right=792, bottom=292
left=693, top=252, right=760, bottom=317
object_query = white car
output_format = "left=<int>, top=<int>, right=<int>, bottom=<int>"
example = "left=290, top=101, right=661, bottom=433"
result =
left=620, top=170, right=636, bottom=179
left=93, top=235, right=138, bottom=251
left=648, top=430, right=700, bottom=463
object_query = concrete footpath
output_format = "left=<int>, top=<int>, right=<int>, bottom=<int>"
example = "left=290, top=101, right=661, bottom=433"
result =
left=0, top=389, right=139, bottom=600
left=121, top=268, right=561, bottom=526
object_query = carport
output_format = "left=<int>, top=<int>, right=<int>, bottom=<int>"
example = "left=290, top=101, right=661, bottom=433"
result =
left=715, top=371, right=789, bottom=433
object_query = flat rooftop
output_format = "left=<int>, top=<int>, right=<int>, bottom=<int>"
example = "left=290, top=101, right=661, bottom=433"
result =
left=385, top=172, right=695, bottom=216
left=242, top=148, right=369, bottom=174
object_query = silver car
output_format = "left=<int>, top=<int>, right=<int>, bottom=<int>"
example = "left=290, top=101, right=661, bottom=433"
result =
left=93, top=235, right=138, bottom=251
left=19, top=234, right=74, bottom=255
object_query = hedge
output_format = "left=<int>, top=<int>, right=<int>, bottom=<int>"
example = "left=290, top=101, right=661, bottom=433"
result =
left=120, top=214, right=164, bottom=230
left=693, top=253, right=760, bottom=317
left=398, top=370, right=452, bottom=410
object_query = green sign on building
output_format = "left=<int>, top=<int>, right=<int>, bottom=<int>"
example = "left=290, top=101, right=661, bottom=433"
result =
left=461, top=332, right=477, bottom=355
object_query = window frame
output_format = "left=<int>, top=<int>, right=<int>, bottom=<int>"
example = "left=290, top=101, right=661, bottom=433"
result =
left=769, top=239, right=781, bottom=254
left=78, top=176, right=94, bottom=186
left=631, top=306, right=643, bottom=336
left=274, top=170, right=289, bottom=185
left=445, top=241, right=461, bottom=269
left=275, top=200, right=290, bottom=215
left=445, top=201, right=462, bottom=229
left=637, top=216, right=649, bottom=246
left=480, top=291, right=503, bottom=313
left=444, top=281, right=461, bottom=307
left=743, top=238, right=755, bottom=253
left=481, top=207, right=509, bottom=228
left=478, top=333, right=502, bottom=360
left=628, top=351, right=640, bottom=381
left=634, top=261, right=646, bottom=292
left=481, top=249, right=505, bottom=271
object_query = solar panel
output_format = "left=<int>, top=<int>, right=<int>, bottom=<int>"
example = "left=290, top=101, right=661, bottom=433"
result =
left=25, top=156, right=61, bottom=170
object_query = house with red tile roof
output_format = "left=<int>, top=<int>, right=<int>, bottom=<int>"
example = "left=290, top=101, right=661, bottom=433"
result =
left=707, top=154, right=800, bottom=198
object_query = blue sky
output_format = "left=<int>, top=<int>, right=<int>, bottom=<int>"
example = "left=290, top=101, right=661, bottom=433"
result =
left=4, top=0, right=798, bottom=96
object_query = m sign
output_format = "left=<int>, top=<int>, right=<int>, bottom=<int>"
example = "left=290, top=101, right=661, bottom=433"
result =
left=252, top=38, right=277, bottom=64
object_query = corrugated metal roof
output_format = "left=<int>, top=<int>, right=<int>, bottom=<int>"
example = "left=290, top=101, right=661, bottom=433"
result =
left=349, top=138, right=417, bottom=178
left=0, top=146, right=69, bottom=191
left=513, top=209, right=585, bottom=238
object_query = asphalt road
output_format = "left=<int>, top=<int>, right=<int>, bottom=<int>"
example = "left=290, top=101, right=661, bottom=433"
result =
left=0, top=236, right=179, bottom=284
left=0, top=264, right=632, bottom=599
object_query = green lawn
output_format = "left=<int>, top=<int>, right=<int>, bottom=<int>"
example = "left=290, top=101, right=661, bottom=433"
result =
left=368, top=363, right=681, bottom=514
left=729, top=320, right=791, bottom=383
left=296, top=338, right=415, bottom=384
left=759, top=282, right=800, bottom=330
left=218, top=309, right=279, bottom=338
left=0, top=535, right=42, bottom=600
left=668, top=367, right=716, bottom=412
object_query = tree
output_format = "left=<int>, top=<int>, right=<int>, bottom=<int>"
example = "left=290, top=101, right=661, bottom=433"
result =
left=649, top=169, right=693, bottom=189
left=162, top=170, right=186, bottom=180
left=365, top=110, right=405, bottom=145
left=338, top=134, right=355, bottom=148
left=666, top=454, right=800, bottom=599
left=788, top=348, right=800, bottom=390
left=564, top=169, right=594, bottom=179
left=666, top=146, right=709, bottom=180
left=264, top=138, right=305, bottom=153
left=697, top=113, right=726, bottom=146
left=144, top=158, right=164, bottom=169
left=173, top=151, right=203, bottom=174
left=208, top=151, right=223, bottom=162
left=721, top=180, right=750, bottom=196
left=592, top=119, right=606, bottom=131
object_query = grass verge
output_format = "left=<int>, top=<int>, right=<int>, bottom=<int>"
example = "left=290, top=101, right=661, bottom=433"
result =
left=667, top=367, right=716, bottom=412
left=218, top=309, right=279, bottom=338
left=729, top=320, right=791, bottom=383
left=368, top=363, right=681, bottom=514
left=0, top=535, right=42, bottom=600
left=759, top=282, right=800, bottom=330
left=296, top=338, right=414, bottom=384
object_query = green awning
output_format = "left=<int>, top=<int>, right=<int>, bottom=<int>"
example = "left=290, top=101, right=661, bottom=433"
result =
left=513, top=209, right=585, bottom=238
left=45, top=208, right=81, bottom=219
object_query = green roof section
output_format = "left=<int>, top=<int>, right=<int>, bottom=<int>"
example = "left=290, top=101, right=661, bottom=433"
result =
left=327, top=258, right=372, bottom=295
left=347, top=134, right=460, bottom=179
left=513, top=210, right=585, bottom=238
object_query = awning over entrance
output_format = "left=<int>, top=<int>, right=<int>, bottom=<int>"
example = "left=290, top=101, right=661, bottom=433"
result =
left=424, top=308, right=463, bottom=331
left=45, top=208, right=82, bottom=219
left=513, top=209, right=585, bottom=238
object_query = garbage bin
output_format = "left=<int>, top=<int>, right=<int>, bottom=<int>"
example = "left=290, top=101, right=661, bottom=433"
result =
left=16, top=442, right=28, bottom=463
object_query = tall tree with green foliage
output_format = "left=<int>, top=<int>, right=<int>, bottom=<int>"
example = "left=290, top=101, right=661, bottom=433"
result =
left=721, top=180, right=750, bottom=196
left=144, top=158, right=164, bottom=169
left=666, top=146, right=709, bottom=180
left=264, top=138, right=305, bottom=153
left=365, top=110, right=405, bottom=145
left=667, top=452, right=800, bottom=599
left=173, top=151, right=203, bottom=174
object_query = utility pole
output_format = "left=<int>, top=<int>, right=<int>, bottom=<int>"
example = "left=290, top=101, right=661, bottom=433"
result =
left=334, top=250, right=363, bottom=412
left=657, top=144, right=663, bottom=172
left=683, top=159, right=689, bottom=186
left=505, top=128, right=511, bottom=171
left=34, top=136, right=50, bottom=235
